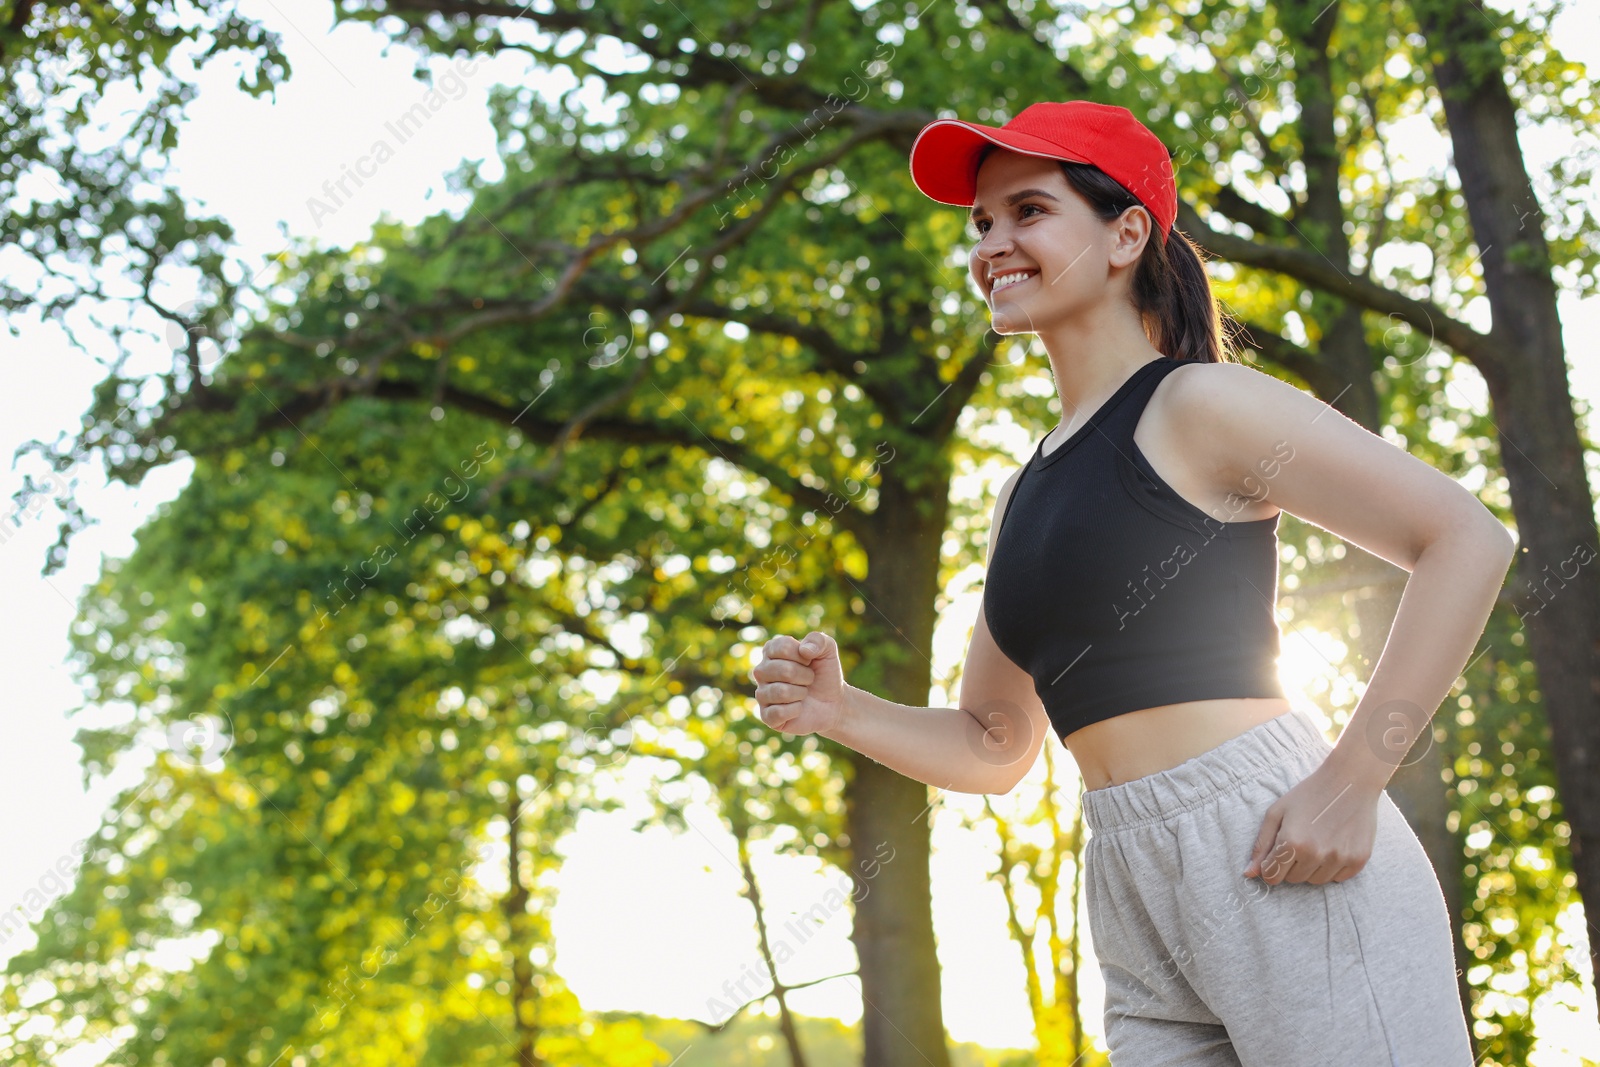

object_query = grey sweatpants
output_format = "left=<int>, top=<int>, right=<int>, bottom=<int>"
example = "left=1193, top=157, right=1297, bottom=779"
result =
left=1081, top=708, right=1474, bottom=1066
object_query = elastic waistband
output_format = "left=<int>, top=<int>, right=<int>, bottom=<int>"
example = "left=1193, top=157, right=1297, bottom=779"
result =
left=1080, top=709, right=1331, bottom=834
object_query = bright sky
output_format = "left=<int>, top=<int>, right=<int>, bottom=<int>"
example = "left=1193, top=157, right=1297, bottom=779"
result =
left=2, top=0, right=1598, bottom=1061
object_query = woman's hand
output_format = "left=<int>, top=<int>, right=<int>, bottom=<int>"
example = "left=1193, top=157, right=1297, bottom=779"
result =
left=751, top=631, right=846, bottom=736
left=1243, top=759, right=1383, bottom=885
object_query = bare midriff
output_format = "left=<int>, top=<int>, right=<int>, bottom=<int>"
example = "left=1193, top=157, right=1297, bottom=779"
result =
left=1064, top=696, right=1294, bottom=792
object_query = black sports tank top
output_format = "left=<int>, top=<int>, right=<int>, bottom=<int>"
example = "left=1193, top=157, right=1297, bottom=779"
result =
left=983, top=356, right=1288, bottom=740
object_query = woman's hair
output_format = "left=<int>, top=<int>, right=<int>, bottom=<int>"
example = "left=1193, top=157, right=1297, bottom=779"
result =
left=974, top=144, right=1238, bottom=364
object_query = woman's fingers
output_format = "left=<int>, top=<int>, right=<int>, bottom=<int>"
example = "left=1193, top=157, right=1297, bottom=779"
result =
left=761, top=633, right=811, bottom=663
left=753, top=653, right=815, bottom=681
left=760, top=701, right=795, bottom=730
left=752, top=638, right=814, bottom=727
left=750, top=632, right=844, bottom=737
left=756, top=679, right=808, bottom=705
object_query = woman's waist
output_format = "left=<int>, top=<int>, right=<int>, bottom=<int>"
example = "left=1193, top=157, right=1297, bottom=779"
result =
left=1066, top=696, right=1294, bottom=793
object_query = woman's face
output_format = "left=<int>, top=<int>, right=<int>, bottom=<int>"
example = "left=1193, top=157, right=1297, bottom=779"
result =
left=966, top=148, right=1149, bottom=336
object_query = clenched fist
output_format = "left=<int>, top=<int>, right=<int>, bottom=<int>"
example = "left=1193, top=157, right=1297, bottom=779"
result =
left=750, top=631, right=847, bottom=736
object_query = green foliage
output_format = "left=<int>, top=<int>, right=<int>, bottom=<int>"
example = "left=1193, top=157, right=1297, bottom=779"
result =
left=0, top=0, right=290, bottom=325
left=3, top=0, right=1595, bottom=1063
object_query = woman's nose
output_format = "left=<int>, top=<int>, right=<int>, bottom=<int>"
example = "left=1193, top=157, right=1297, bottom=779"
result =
left=977, top=228, right=1013, bottom=257
left=976, top=246, right=1012, bottom=275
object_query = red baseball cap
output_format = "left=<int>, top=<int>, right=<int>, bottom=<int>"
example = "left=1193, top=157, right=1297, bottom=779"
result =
left=908, top=101, right=1177, bottom=238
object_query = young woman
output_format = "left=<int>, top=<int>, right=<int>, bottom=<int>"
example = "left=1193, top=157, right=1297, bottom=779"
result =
left=750, top=100, right=1512, bottom=1065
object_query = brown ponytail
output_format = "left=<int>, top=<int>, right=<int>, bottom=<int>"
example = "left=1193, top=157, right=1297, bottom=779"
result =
left=972, top=145, right=1240, bottom=364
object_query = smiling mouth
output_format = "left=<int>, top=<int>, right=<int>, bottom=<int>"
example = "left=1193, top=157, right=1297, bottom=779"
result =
left=989, top=271, right=1038, bottom=296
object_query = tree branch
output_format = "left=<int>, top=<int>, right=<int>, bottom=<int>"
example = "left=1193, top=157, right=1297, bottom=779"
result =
left=1210, top=186, right=1293, bottom=242
left=933, top=332, right=1005, bottom=441
left=248, top=376, right=865, bottom=532
left=1177, top=200, right=1493, bottom=364
left=1229, top=319, right=1343, bottom=397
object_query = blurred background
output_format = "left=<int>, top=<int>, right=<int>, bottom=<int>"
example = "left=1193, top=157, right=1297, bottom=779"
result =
left=2, top=0, right=1598, bottom=1063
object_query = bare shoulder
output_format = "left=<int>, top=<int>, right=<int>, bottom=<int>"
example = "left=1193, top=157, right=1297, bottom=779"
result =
left=1156, top=358, right=1511, bottom=571
left=1157, top=359, right=1312, bottom=444
left=1161, top=357, right=1294, bottom=412
left=1155, top=358, right=1343, bottom=476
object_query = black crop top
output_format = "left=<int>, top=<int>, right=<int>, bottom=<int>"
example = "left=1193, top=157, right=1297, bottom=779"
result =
left=983, top=356, right=1288, bottom=740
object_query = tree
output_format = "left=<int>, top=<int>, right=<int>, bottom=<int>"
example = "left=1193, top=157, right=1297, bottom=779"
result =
left=6, top=0, right=1596, bottom=1063
left=967, top=745, right=1099, bottom=1067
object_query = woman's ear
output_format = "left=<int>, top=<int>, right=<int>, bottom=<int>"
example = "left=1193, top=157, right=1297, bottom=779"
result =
left=1107, top=205, right=1152, bottom=269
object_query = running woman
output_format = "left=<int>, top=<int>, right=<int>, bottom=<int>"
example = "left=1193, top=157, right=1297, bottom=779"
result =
left=749, top=100, right=1511, bottom=1065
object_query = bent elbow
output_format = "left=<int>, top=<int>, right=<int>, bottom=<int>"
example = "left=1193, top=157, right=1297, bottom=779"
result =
left=1431, top=504, right=1515, bottom=571
left=1492, top=523, right=1518, bottom=569
left=1470, top=512, right=1517, bottom=572
left=985, top=755, right=1036, bottom=796
left=995, top=772, right=1028, bottom=796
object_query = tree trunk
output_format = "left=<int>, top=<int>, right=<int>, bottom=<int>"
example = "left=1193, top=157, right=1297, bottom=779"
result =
left=733, top=817, right=812, bottom=1067
left=985, top=797, right=1049, bottom=1053
left=1040, top=745, right=1081, bottom=1065
left=504, top=791, right=543, bottom=1067
left=845, top=759, right=951, bottom=1067
left=845, top=470, right=954, bottom=1067
left=1412, top=0, right=1600, bottom=1028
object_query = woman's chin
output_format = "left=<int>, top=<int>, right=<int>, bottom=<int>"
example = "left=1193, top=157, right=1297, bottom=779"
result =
left=988, top=304, right=1037, bottom=336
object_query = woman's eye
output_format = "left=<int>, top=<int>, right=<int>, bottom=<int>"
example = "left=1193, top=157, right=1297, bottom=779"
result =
left=972, top=205, right=1041, bottom=236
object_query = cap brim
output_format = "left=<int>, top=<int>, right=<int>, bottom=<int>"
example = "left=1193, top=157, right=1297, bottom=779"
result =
left=908, top=119, right=1093, bottom=207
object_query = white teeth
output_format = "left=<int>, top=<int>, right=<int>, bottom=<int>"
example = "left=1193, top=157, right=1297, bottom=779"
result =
left=990, top=270, right=1036, bottom=293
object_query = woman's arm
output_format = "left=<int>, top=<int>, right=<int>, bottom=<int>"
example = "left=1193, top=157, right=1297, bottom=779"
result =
left=1324, top=520, right=1514, bottom=790
left=1170, top=360, right=1515, bottom=768
left=1164, top=361, right=1515, bottom=883
left=819, top=681, right=1031, bottom=795
left=753, top=629, right=1037, bottom=796
left=817, top=465, right=1049, bottom=795
left=756, top=467, right=1049, bottom=796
